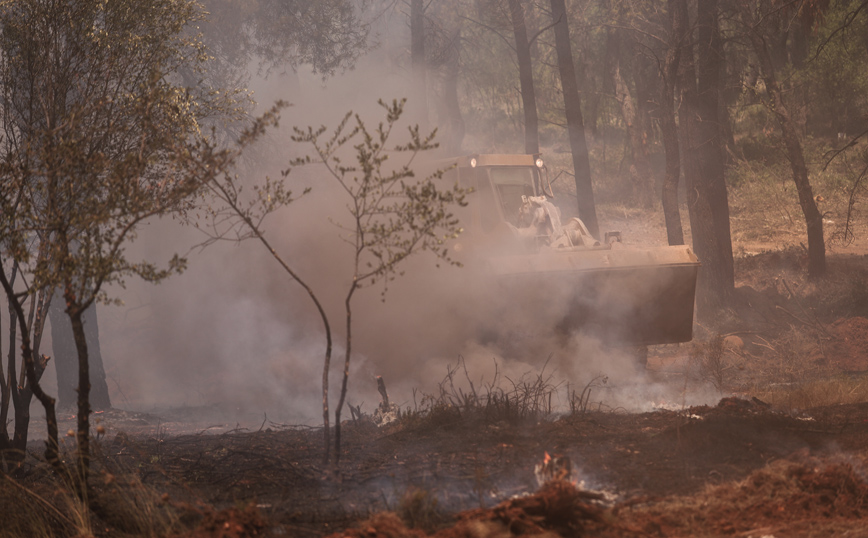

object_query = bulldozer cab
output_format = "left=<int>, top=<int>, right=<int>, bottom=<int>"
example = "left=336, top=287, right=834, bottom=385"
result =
left=477, top=166, right=537, bottom=229
left=490, top=167, right=540, bottom=225
left=443, top=154, right=565, bottom=249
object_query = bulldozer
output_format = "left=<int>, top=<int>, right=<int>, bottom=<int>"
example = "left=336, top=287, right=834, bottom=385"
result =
left=439, top=153, right=700, bottom=349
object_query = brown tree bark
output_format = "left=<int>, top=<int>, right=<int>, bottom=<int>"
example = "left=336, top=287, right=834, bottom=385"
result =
left=739, top=4, right=825, bottom=278
left=0, top=263, right=16, bottom=454
left=410, top=0, right=428, bottom=127
left=67, top=297, right=92, bottom=495
left=56, top=227, right=94, bottom=494
left=607, top=29, right=655, bottom=208
left=440, top=28, right=465, bottom=154
left=0, top=262, right=60, bottom=473
left=676, top=0, right=734, bottom=313
left=549, top=0, right=599, bottom=238
left=11, top=284, right=51, bottom=456
left=49, top=291, right=111, bottom=410
left=661, top=0, right=684, bottom=246
left=696, top=0, right=734, bottom=290
left=509, top=0, right=539, bottom=154
left=1, top=258, right=55, bottom=467
left=334, top=282, right=358, bottom=465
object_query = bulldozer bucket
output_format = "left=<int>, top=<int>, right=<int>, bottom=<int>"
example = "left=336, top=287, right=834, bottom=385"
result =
left=489, top=245, right=700, bottom=346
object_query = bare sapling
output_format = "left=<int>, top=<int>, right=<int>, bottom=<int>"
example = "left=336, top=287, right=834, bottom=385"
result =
left=202, top=103, right=337, bottom=464
left=290, top=98, right=468, bottom=463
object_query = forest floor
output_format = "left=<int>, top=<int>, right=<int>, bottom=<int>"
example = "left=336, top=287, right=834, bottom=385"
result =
left=10, top=198, right=868, bottom=538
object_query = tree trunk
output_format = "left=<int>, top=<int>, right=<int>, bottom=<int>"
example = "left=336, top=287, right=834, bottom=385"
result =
left=67, top=301, right=91, bottom=494
left=81, top=303, right=110, bottom=409
left=696, top=0, right=734, bottom=291
left=607, top=29, right=654, bottom=208
left=509, top=0, right=539, bottom=154
left=440, top=29, right=465, bottom=155
left=49, top=290, right=111, bottom=410
left=6, top=284, right=25, bottom=455
left=676, top=0, right=733, bottom=313
left=48, top=291, right=75, bottom=408
left=789, top=23, right=809, bottom=136
left=410, top=0, right=428, bottom=127
left=779, top=118, right=825, bottom=276
left=0, top=264, right=60, bottom=472
left=10, top=352, right=51, bottom=460
left=661, top=0, right=684, bottom=246
left=549, top=0, right=599, bottom=238
left=334, top=282, right=358, bottom=465
left=1, top=262, right=53, bottom=464
left=0, top=264, right=16, bottom=452
left=739, top=5, right=825, bottom=278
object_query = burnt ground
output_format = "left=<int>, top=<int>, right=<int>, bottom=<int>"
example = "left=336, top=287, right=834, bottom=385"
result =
left=52, top=392, right=868, bottom=537
left=13, top=248, right=868, bottom=537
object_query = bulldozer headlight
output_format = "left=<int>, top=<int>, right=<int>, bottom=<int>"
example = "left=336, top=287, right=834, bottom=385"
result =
left=535, top=158, right=544, bottom=168
left=470, top=158, right=477, bottom=168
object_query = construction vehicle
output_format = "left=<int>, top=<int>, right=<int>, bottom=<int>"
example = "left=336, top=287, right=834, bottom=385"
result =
left=440, top=153, right=700, bottom=347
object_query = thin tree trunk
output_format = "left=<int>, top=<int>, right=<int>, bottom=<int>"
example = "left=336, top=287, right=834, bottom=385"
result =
left=608, top=29, right=654, bottom=208
left=0, top=263, right=60, bottom=473
left=68, top=302, right=91, bottom=496
left=213, top=178, right=335, bottom=464
left=0, top=263, right=16, bottom=453
left=82, top=304, right=110, bottom=410
left=509, top=0, right=539, bottom=154
left=789, top=24, right=809, bottom=136
left=441, top=29, right=465, bottom=154
left=549, top=0, right=599, bottom=238
left=255, top=247, right=333, bottom=465
left=10, top=383, right=30, bottom=460
left=719, top=90, right=737, bottom=163
left=410, top=0, right=428, bottom=127
left=3, top=264, right=19, bottom=457
left=49, top=290, right=76, bottom=408
left=10, top=345, right=51, bottom=462
left=50, top=290, right=111, bottom=410
left=255, top=243, right=333, bottom=464
left=334, top=282, right=358, bottom=465
left=10, top=282, right=51, bottom=459
left=661, top=0, right=684, bottom=246
left=740, top=7, right=825, bottom=278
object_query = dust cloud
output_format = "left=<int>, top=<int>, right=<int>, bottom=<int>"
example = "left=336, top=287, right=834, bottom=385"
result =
left=29, top=10, right=720, bottom=427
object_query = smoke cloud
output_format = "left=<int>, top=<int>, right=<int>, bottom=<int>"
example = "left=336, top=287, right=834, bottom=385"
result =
left=25, top=13, right=719, bottom=430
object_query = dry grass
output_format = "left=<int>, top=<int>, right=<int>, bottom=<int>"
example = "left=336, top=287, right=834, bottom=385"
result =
left=399, top=356, right=563, bottom=429
left=0, top=477, right=67, bottom=538
left=728, top=137, right=868, bottom=253
left=720, top=315, right=868, bottom=412
left=397, top=487, right=447, bottom=533
left=692, top=335, right=727, bottom=392
left=567, top=375, right=610, bottom=414
left=610, top=454, right=868, bottom=537
left=89, top=470, right=182, bottom=536
left=0, top=442, right=234, bottom=538
left=0, top=467, right=97, bottom=538
left=750, top=375, right=868, bottom=411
